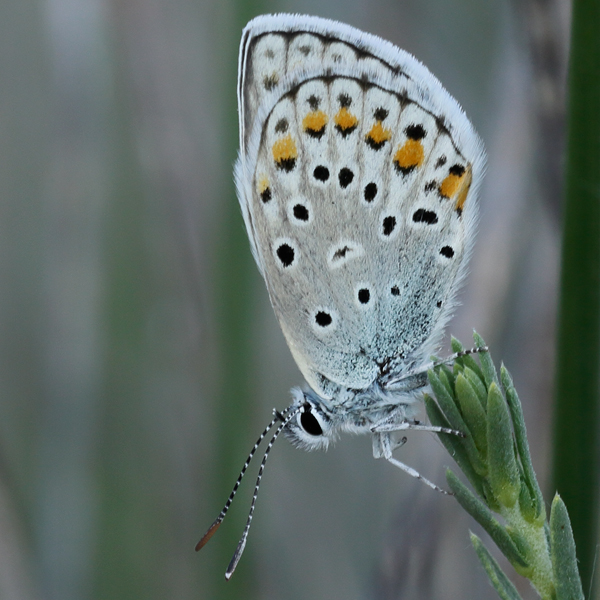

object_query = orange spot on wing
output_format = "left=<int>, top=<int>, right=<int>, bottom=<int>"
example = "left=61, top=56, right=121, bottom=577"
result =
left=258, top=175, right=270, bottom=194
left=439, top=166, right=471, bottom=205
left=452, top=167, right=472, bottom=213
left=302, top=110, right=328, bottom=134
left=366, top=121, right=391, bottom=146
left=393, top=139, right=424, bottom=172
left=272, top=134, right=298, bottom=165
left=334, top=107, right=358, bottom=132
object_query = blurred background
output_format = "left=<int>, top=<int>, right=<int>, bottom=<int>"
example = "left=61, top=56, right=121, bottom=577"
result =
left=0, top=0, right=574, bottom=598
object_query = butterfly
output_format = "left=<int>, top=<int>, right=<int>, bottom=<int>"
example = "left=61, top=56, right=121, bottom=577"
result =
left=199, top=14, right=486, bottom=578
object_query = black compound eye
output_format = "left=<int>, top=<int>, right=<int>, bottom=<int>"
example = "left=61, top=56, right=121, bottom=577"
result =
left=300, top=407, right=323, bottom=436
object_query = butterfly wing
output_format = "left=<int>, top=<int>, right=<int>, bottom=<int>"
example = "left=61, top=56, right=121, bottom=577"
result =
left=235, top=15, right=486, bottom=400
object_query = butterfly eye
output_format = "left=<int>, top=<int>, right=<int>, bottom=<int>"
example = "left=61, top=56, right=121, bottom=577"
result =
left=300, top=406, right=324, bottom=436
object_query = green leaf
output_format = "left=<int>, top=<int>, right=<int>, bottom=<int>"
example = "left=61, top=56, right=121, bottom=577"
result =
left=452, top=335, right=486, bottom=384
left=447, top=470, right=528, bottom=570
left=501, top=365, right=545, bottom=523
left=428, top=370, right=487, bottom=476
left=424, top=395, right=485, bottom=497
left=550, top=495, right=584, bottom=600
left=455, top=373, right=488, bottom=457
left=463, top=366, right=488, bottom=410
left=517, top=476, right=537, bottom=524
left=470, top=533, right=524, bottom=600
left=438, top=367, right=456, bottom=399
left=487, top=383, right=520, bottom=508
left=473, top=331, right=498, bottom=388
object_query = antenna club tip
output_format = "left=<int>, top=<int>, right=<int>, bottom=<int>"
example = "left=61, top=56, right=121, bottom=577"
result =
left=195, top=521, right=221, bottom=551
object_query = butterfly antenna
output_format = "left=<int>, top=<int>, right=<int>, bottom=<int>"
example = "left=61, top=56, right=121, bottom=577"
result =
left=195, top=407, right=291, bottom=552
left=224, top=406, right=301, bottom=580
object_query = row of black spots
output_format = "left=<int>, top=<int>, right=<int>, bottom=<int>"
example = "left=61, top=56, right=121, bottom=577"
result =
left=314, top=284, right=429, bottom=330
left=307, top=167, right=376, bottom=200
left=312, top=165, right=356, bottom=188
left=412, top=208, right=438, bottom=225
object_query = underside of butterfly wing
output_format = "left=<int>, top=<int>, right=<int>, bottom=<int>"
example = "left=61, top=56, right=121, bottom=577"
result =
left=235, top=16, right=486, bottom=400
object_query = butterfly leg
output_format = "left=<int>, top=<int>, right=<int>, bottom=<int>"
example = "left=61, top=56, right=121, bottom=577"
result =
left=371, top=413, right=463, bottom=437
left=373, top=432, right=450, bottom=494
left=371, top=431, right=407, bottom=458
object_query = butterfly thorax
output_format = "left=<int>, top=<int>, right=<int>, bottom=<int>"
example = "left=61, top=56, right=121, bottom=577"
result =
left=283, top=373, right=426, bottom=451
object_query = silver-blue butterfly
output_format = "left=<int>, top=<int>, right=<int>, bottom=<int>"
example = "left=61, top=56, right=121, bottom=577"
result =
left=198, top=14, right=486, bottom=578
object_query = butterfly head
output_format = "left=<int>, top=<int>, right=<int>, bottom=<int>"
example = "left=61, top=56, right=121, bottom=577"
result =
left=284, top=388, right=338, bottom=451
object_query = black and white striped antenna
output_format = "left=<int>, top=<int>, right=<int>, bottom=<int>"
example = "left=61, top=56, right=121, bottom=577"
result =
left=196, top=405, right=301, bottom=579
